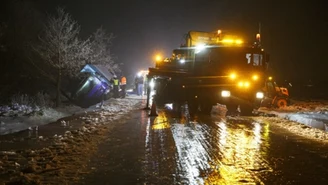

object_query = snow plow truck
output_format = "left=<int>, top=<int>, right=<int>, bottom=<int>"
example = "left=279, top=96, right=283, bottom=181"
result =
left=147, top=30, right=288, bottom=115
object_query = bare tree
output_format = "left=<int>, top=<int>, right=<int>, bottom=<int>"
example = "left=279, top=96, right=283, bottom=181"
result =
left=89, top=27, right=120, bottom=74
left=34, top=7, right=90, bottom=107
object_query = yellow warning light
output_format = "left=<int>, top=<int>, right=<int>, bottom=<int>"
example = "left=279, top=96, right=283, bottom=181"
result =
left=252, top=75, right=259, bottom=81
left=222, top=39, right=234, bottom=44
left=244, top=81, right=250, bottom=88
left=221, top=39, right=243, bottom=45
left=256, top=33, right=261, bottom=40
left=229, top=73, right=237, bottom=80
left=238, top=81, right=250, bottom=88
left=155, top=54, right=162, bottom=62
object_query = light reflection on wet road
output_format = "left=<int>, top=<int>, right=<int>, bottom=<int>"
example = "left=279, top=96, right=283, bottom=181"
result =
left=81, top=103, right=328, bottom=185
left=143, top=106, right=328, bottom=185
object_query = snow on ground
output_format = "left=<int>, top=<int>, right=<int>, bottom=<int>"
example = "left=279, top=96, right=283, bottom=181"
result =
left=258, top=99, right=328, bottom=131
left=1, top=94, right=328, bottom=143
left=0, top=94, right=144, bottom=135
left=256, top=99, right=328, bottom=142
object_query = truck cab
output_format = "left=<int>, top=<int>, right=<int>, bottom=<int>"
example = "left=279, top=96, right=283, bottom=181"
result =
left=148, top=30, right=270, bottom=115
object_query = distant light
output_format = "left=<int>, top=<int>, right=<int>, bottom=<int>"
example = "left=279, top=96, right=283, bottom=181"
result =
left=268, top=76, right=273, bottom=80
left=180, top=59, right=185, bottom=64
left=137, top=70, right=149, bottom=77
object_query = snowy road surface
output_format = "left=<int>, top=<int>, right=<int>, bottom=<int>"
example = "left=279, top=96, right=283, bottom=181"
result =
left=82, top=105, right=328, bottom=185
left=1, top=98, right=328, bottom=184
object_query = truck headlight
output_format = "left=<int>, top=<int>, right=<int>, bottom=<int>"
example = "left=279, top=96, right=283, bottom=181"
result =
left=256, top=92, right=264, bottom=99
left=195, top=44, right=206, bottom=53
left=221, top=90, right=231, bottom=97
left=149, top=79, right=155, bottom=88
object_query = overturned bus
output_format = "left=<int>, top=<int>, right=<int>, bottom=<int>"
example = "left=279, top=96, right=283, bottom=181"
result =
left=71, top=64, right=115, bottom=108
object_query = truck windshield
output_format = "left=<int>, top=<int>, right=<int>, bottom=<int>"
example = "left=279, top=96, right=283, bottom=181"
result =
left=196, top=47, right=263, bottom=68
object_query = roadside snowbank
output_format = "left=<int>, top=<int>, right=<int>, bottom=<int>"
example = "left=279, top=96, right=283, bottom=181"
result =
left=0, top=95, right=144, bottom=135
left=0, top=95, right=144, bottom=184
left=258, top=100, right=328, bottom=132
left=255, top=99, right=328, bottom=143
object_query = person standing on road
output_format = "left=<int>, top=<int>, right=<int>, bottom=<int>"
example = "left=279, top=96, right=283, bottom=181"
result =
left=134, top=76, right=138, bottom=94
left=120, top=75, right=127, bottom=98
left=111, top=75, right=120, bottom=98
left=143, top=75, right=148, bottom=95
left=137, top=75, right=144, bottom=96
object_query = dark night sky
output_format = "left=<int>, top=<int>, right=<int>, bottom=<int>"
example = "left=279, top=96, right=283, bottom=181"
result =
left=36, top=0, right=328, bottom=81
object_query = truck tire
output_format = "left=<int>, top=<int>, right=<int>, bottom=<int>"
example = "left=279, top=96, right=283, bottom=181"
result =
left=275, top=98, right=288, bottom=108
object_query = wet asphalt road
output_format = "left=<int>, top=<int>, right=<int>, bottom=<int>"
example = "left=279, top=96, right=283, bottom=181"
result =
left=81, top=105, right=328, bottom=185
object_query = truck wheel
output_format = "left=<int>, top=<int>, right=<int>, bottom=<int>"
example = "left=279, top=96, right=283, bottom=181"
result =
left=275, top=98, right=287, bottom=108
